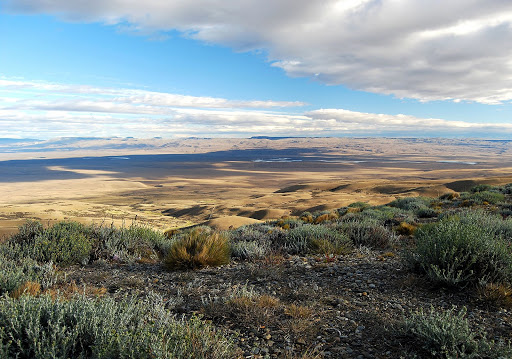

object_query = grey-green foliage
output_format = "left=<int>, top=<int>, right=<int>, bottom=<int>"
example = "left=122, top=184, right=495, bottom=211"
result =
left=0, top=293, right=236, bottom=359
left=9, top=220, right=43, bottom=244
left=284, top=224, right=351, bottom=255
left=456, top=210, right=512, bottom=241
left=0, top=253, right=56, bottom=295
left=90, top=223, right=171, bottom=261
left=408, top=216, right=512, bottom=287
left=8, top=220, right=172, bottom=265
left=338, top=218, right=394, bottom=248
left=229, top=226, right=272, bottom=260
left=32, top=221, right=93, bottom=266
left=400, top=305, right=511, bottom=358
left=460, top=191, right=505, bottom=205
left=6, top=221, right=93, bottom=266
left=388, top=197, right=432, bottom=211
left=355, top=206, right=407, bottom=223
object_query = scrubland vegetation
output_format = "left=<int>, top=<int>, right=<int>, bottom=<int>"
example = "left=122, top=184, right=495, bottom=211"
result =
left=2, top=183, right=512, bottom=357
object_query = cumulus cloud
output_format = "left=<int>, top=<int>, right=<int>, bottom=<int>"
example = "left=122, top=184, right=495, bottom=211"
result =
left=1, top=79, right=511, bottom=139
left=4, top=0, right=512, bottom=103
left=0, top=79, right=304, bottom=109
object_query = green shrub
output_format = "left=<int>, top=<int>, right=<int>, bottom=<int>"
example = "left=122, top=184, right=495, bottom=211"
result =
left=357, top=206, right=406, bottom=223
left=407, top=216, right=512, bottom=287
left=284, top=225, right=351, bottom=255
left=32, top=221, right=93, bottom=266
left=229, top=226, right=272, bottom=260
left=471, top=184, right=494, bottom=193
left=416, top=207, right=437, bottom=218
left=231, top=241, right=269, bottom=260
left=272, top=217, right=304, bottom=229
left=400, top=305, right=511, bottom=358
left=347, top=201, right=370, bottom=209
left=0, top=293, right=236, bottom=359
left=0, top=254, right=56, bottom=295
left=10, top=220, right=43, bottom=244
left=461, top=191, right=505, bottom=205
left=91, top=223, right=170, bottom=262
left=338, top=218, right=394, bottom=248
left=388, top=197, right=432, bottom=211
left=451, top=210, right=512, bottom=242
left=165, top=227, right=230, bottom=269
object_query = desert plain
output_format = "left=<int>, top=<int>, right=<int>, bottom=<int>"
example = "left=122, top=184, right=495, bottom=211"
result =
left=1, top=136, right=512, bottom=237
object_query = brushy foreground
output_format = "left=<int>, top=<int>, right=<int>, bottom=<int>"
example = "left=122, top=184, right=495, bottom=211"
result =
left=0, top=293, right=237, bottom=359
left=2, top=182, right=512, bottom=358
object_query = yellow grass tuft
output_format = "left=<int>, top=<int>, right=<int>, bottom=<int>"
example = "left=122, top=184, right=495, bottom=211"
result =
left=396, top=222, right=417, bottom=236
left=10, top=281, right=41, bottom=299
left=480, top=283, right=512, bottom=308
left=165, top=228, right=230, bottom=270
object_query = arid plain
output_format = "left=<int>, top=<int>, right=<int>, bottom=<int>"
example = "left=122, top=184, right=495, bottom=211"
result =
left=1, top=137, right=512, bottom=237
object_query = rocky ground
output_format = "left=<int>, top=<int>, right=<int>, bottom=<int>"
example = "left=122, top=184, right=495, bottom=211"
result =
left=63, top=248, right=512, bottom=359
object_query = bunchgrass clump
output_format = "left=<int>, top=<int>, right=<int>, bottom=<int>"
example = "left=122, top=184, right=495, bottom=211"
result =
left=0, top=293, right=237, bottom=359
left=165, top=227, right=230, bottom=269
left=399, top=305, right=511, bottom=358
left=407, top=216, right=512, bottom=287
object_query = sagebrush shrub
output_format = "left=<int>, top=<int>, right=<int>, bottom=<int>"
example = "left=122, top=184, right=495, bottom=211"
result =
left=455, top=210, right=512, bottom=241
left=400, top=305, right=511, bottom=358
left=388, top=197, right=432, bottom=211
left=408, top=216, right=512, bottom=287
left=165, top=227, right=230, bottom=269
left=32, top=221, right=93, bottom=266
left=90, top=223, right=170, bottom=261
left=283, top=224, right=351, bottom=255
left=461, top=191, right=505, bottom=205
left=0, top=294, right=236, bottom=359
left=10, top=220, right=43, bottom=244
left=229, top=225, right=272, bottom=260
left=339, top=219, right=394, bottom=248
left=0, top=253, right=56, bottom=295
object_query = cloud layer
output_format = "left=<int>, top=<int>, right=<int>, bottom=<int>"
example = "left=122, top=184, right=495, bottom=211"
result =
left=4, top=0, right=512, bottom=104
left=1, top=79, right=511, bottom=139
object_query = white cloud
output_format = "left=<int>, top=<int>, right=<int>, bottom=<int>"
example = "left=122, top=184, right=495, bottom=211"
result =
left=0, top=79, right=511, bottom=139
left=4, top=1, right=512, bottom=103
left=0, top=79, right=304, bottom=109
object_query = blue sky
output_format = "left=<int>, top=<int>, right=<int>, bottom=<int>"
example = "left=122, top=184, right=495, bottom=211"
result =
left=1, top=1, right=512, bottom=139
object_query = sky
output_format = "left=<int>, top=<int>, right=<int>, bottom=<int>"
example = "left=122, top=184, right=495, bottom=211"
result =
left=1, top=0, right=512, bottom=139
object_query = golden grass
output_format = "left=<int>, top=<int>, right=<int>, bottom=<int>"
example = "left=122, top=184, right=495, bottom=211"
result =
left=165, top=228, right=230, bottom=269
left=10, top=281, right=41, bottom=299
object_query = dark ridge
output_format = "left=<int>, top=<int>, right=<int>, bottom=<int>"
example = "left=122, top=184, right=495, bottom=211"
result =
left=274, top=184, right=308, bottom=193
left=329, top=184, right=350, bottom=192
left=444, top=180, right=479, bottom=192
left=161, top=206, right=209, bottom=218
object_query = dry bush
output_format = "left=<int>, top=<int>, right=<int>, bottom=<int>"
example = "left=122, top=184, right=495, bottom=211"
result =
left=282, top=303, right=318, bottom=343
left=227, top=294, right=280, bottom=326
left=314, top=212, right=339, bottom=224
left=284, top=303, right=313, bottom=319
left=479, top=283, right=512, bottom=308
left=262, top=252, right=286, bottom=266
left=43, top=281, right=107, bottom=300
left=395, top=222, right=417, bottom=236
left=165, top=228, right=230, bottom=270
left=10, top=281, right=41, bottom=299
